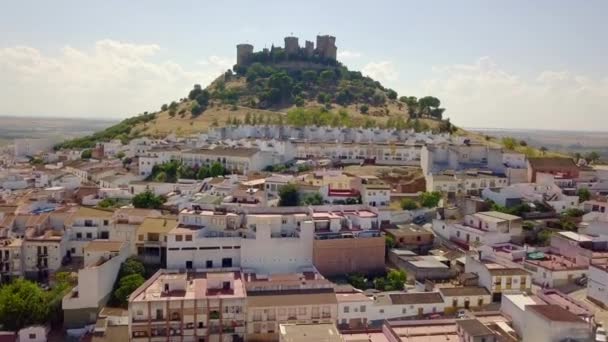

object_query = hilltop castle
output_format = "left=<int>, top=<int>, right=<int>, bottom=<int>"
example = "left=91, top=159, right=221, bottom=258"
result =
left=236, top=35, right=337, bottom=65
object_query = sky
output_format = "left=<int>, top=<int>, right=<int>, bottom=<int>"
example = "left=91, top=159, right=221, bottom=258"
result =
left=0, top=0, right=607, bottom=131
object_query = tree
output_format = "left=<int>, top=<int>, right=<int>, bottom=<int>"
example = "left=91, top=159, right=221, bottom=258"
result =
left=577, top=188, right=591, bottom=202
left=0, top=279, right=49, bottom=330
left=81, top=149, right=92, bottom=159
left=294, top=96, right=305, bottom=107
left=317, top=92, right=331, bottom=104
left=420, top=191, right=442, bottom=208
left=585, top=151, right=601, bottom=164
left=387, top=89, right=398, bottom=100
left=540, top=146, right=548, bottom=155
left=302, top=70, right=317, bottom=84
left=119, top=257, right=145, bottom=279
left=132, top=190, right=165, bottom=209
left=319, top=69, right=335, bottom=86
left=197, top=166, right=211, bottom=179
left=348, top=274, right=367, bottom=290
left=373, top=277, right=386, bottom=291
left=360, top=104, right=369, bottom=114
left=191, top=103, right=204, bottom=117
left=188, top=84, right=203, bottom=100
left=278, top=184, right=300, bottom=207
left=113, top=274, right=145, bottom=306
left=501, top=137, right=518, bottom=150
left=386, top=269, right=407, bottom=291
left=400, top=198, right=418, bottom=210
left=116, top=151, right=126, bottom=159
left=301, top=193, right=324, bottom=205
left=161, top=104, right=168, bottom=111
left=209, top=162, right=226, bottom=177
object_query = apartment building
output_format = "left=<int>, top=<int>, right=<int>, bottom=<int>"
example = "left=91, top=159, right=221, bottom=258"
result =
left=181, top=147, right=270, bottom=174
left=128, top=270, right=247, bottom=342
left=438, top=287, right=492, bottom=312
left=523, top=252, right=587, bottom=288
left=66, top=207, right=113, bottom=257
left=136, top=217, right=178, bottom=266
left=0, top=238, right=23, bottom=283
left=23, top=229, right=67, bottom=281
left=244, top=271, right=338, bottom=342
left=358, top=176, right=391, bottom=208
left=527, top=157, right=580, bottom=183
left=425, top=171, right=508, bottom=195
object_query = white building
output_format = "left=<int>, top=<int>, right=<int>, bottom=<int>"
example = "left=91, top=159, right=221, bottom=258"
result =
left=522, top=304, right=592, bottom=342
left=587, top=261, right=608, bottom=308
left=464, top=253, right=532, bottom=301
left=433, top=211, right=523, bottom=247
left=66, top=207, right=113, bottom=257
left=62, top=240, right=128, bottom=328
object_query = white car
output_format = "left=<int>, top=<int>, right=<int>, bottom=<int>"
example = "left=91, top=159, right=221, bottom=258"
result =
left=596, top=327, right=607, bottom=342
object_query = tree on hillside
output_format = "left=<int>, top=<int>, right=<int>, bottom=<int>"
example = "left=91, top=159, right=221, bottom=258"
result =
left=540, top=146, right=548, bottom=155
left=188, top=84, right=204, bottom=100
left=191, top=103, right=203, bottom=117
left=161, top=104, right=168, bottom=111
left=302, top=70, right=317, bottom=84
left=360, top=104, right=369, bottom=114
left=501, top=137, right=518, bottom=150
left=278, top=184, right=300, bottom=207
left=585, top=151, right=601, bottom=164
left=132, top=190, right=165, bottom=209
left=319, top=69, right=335, bottom=86
left=387, top=89, right=398, bottom=100
left=81, top=149, right=92, bottom=159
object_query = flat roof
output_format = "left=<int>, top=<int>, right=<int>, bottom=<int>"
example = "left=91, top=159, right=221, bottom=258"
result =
left=85, top=240, right=123, bottom=253
left=457, top=319, right=494, bottom=337
left=503, top=293, right=544, bottom=311
left=336, top=292, right=373, bottom=303
left=137, top=217, right=178, bottom=235
left=279, top=323, right=342, bottom=342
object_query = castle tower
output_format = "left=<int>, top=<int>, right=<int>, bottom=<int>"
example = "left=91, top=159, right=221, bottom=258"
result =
left=284, top=36, right=300, bottom=55
left=236, top=43, right=254, bottom=65
left=304, top=40, right=314, bottom=57
left=316, top=35, right=337, bottom=60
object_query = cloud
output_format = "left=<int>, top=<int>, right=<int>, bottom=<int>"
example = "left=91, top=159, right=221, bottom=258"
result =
left=0, top=40, right=231, bottom=118
left=338, top=50, right=362, bottom=60
left=410, top=57, right=608, bottom=131
left=362, top=61, right=398, bottom=83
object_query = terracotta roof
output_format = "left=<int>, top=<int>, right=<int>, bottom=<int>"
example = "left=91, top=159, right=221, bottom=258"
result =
left=457, top=319, right=494, bottom=337
left=528, top=157, right=578, bottom=169
left=389, top=292, right=444, bottom=305
left=527, top=304, right=583, bottom=323
left=439, top=286, right=490, bottom=297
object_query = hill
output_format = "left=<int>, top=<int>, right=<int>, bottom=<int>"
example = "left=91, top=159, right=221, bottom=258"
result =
left=55, top=36, right=458, bottom=149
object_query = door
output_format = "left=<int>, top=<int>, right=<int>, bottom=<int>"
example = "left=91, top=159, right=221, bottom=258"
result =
left=417, top=308, right=423, bottom=316
left=186, top=261, right=193, bottom=269
left=222, top=258, right=232, bottom=268
left=206, top=260, right=213, bottom=268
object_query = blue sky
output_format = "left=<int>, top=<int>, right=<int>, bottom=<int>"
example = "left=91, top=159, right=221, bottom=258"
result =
left=1, top=0, right=607, bottom=130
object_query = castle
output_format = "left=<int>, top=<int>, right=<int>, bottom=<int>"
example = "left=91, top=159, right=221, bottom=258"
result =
left=236, top=34, right=337, bottom=65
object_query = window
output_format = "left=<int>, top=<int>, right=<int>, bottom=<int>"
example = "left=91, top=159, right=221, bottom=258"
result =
left=86, top=232, right=92, bottom=239
left=175, top=235, right=183, bottom=242
left=379, top=309, right=384, bottom=314
left=402, top=308, right=406, bottom=314
left=360, top=305, right=366, bottom=312
left=185, top=235, right=192, bottom=241
left=29, top=334, right=36, bottom=339
left=76, top=233, right=82, bottom=239
left=344, top=306, right=350, bottom=313
left=103, top=220, right=109, bottom=226
left=138, top=234, right=143, bottom=241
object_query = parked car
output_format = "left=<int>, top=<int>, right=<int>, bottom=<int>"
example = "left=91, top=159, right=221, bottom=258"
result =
left=596, top=327, right=606, bottom=342
left=413, top=215, right=427, bottom=225
left=575, top=274, right=588, bottom=286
